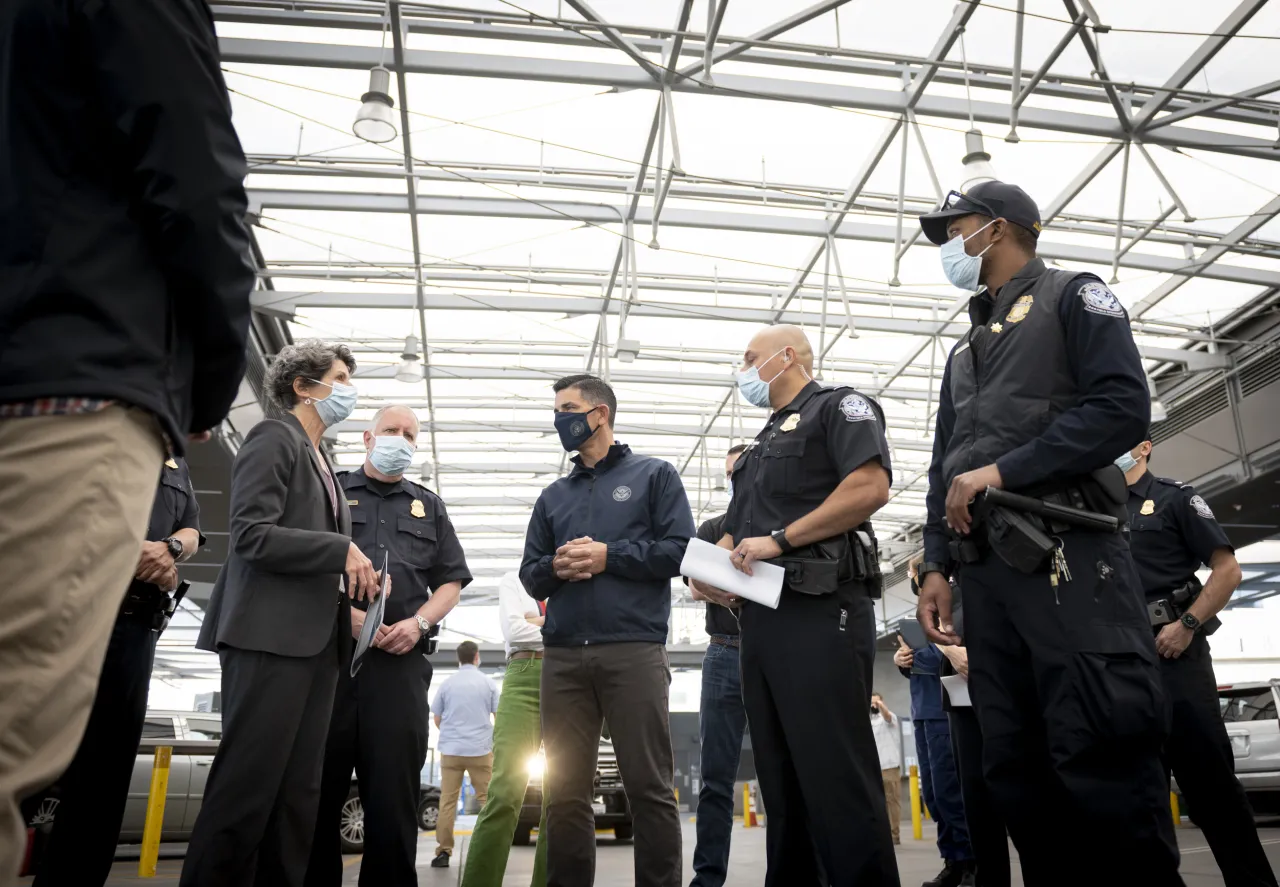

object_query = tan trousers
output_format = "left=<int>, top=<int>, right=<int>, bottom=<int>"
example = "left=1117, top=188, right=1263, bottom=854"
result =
left=882, top=767, right=902, bottom=844
left=0, top=407, right=163, bottom=885
left=435, top=752, right=494, bottom=856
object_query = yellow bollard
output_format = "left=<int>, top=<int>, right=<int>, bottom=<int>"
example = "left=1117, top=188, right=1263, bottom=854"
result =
left=1170, top=792, right=1181, bottom=827
left=139, top=746, right=172, bottom=877
left=909, top=764, right=923, bottom=841
left=743, top=783, right=753, bottom=828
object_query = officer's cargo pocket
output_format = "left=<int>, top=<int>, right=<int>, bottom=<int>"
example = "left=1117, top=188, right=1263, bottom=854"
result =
left=760, top=437, right=804, bottom=496
left=1064, top=626, right=1163, bottom=753
left=397, top=514, right=437, bottom=566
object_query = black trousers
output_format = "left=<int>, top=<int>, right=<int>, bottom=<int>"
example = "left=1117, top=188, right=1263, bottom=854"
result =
left=1162, top=632, right=1277, bottom=887
left=739, top=586, right=899, bottom=887
left=180, top=622, right=340, bottom=887
left=947, top=706, right=1009, bottom=887
left=33, top=614, right=156, bottom=887
left=962, top=530, right=1182, bottom=887
left=305, top=648, right=432, bottom=887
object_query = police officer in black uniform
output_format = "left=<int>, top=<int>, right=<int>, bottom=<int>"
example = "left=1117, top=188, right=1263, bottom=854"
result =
left=305, top=405, right=470, bottom=887
left=34, top=457, right=203, bottom=887
left=1118, top=437, right=1277, bottom=887
left=914, top=181, right=1182, bottom=886
left=707, top=323, right=899, bottom=886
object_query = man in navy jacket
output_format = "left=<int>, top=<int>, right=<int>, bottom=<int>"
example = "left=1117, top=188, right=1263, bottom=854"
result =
left=521, top=374, right=694, bottom=887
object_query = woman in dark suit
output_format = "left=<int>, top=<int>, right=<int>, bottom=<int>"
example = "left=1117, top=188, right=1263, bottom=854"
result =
left=181, top=340, right=380, bottom=887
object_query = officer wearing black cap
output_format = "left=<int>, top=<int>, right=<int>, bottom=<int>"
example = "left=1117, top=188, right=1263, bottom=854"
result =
left=305, top=405, right=470, bottom=887
left=914, top=181, right=1182, bottom=885
left=34, top=458, right=203, bottom=887
left=1118, top=437, right=1277, bottom=887
left=705, top=323, right=899, bottom=886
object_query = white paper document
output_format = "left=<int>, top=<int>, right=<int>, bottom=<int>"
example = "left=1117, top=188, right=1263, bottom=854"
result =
left=679, top=538, right=784, bottom=610
left=941, top=674, right=972, bottom=707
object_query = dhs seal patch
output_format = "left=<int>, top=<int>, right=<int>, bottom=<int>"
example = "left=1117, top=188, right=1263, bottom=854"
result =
left=839, top=394, right=875, bottom=423
left=1190, top=495, right=1214, bottom=519
left=571, top=419, right=587, bottom=437
left=1080, top=281, right=1125, bottom=318
left=612, top=485, right=632, bottom=502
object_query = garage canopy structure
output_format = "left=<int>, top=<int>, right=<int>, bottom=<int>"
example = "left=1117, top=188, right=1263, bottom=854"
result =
left=157, top=0, right=1280, bottom=680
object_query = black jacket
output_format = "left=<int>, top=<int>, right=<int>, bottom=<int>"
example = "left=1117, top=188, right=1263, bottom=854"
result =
left=520, top=444, right=695, bottom=646
left=197, top=415, right=353, bottom=659
left=0, top=0, right=254, bottom=448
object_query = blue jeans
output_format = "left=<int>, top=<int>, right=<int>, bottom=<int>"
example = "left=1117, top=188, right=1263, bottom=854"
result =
left=915, top=717, right=973, bottom=863
left=691, top=640, right=747, bottom=887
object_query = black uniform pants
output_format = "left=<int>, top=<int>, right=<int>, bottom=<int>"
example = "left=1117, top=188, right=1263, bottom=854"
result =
left=33, top=614, right=157, bottom=887
left=947, top=706, right=1009, bottom=887
left=962, top=530, right=1182, bottom=887
left=1162, top=632, right=1277, bottom=887
left=305, top=647, right=432, bottom=887
left=180, top=620, right=340, bottom=887
left=739, top=585, right=899, bottom=887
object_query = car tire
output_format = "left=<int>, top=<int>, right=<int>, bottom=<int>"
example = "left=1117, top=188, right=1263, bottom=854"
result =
left=613, top=824, right=633, bottom=842
left=417, top=797, right=439, bottom=832
left=512, top=825, right=532, bottom=846
left=340, top=789, right=365, bottom=855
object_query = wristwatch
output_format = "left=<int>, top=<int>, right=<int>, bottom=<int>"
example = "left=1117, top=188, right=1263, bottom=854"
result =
left=918, top=562, right=950, bottom=582
left=163, top=537, right=185, bottom=561
left=415, top=614, right=432, bottom=634
left=1180, top=612, right=1201, bottom=632
left=770, top=528, right=795, bottom=555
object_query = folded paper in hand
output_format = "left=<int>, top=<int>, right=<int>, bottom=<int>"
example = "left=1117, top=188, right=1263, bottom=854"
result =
left=679, top=538, right=783, bottom=609
left=941, top=674, right=971, bottom=707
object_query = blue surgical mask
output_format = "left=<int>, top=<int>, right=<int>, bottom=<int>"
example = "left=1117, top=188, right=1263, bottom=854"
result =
left=1115, top=451, right=1139, bottom=473
left=554, top=406, right=601, bottom=452
left=307, top=378, right=358, bottom=427
left=735, top=348, right=789, bottom=409
left=370, top=435, right=415, bottom=476
left=940, top=219, right=995, bottom=291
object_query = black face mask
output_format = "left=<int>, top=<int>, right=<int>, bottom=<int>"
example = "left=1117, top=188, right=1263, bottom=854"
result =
left=554, top=405, right=601, bottom=452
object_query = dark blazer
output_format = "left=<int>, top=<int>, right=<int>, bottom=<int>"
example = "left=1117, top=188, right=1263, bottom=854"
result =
left=198, top=414, right=353, bottom=658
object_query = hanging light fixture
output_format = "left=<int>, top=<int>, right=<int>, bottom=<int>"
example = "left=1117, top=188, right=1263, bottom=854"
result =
left=395, top=334, right=423, bottom=383
left=354, top=66, right=397, bottom=144
left=1148, top=372, right=1169, bottom=423
left=961, top=129, right=998, bottom=190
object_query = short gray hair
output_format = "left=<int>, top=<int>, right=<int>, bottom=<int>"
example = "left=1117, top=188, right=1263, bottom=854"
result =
left=264, top=339, right=357, bottom=411
left=371, top=405, right=420, bottom=433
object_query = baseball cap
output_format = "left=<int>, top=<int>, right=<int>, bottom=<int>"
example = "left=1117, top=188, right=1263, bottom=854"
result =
left=918, top=181, right=1043, bottom=245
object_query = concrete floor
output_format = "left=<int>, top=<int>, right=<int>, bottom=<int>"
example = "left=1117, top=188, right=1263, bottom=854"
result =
left=25, top=816, right=1280, bottom=885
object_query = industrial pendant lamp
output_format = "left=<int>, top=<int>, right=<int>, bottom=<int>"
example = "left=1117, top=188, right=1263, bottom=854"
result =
left=1148, top=373, right=1169, bottom=423
left=354, top=66, right=397, bottom=144
left=395, top=334, right=424, bottom=383
left=960, top=129, right=997, bottom=190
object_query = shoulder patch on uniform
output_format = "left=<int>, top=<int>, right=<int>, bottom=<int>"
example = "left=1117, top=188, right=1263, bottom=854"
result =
left=1080, top=281, right=1125, bottom=318
left=839, top=393, right=875, bottom=423
left=1190, top=495, right=1215, bottom=519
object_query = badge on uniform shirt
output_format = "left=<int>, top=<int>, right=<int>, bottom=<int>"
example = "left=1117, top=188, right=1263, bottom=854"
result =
left=780, top=414, right=801, bottom=432
left=1190, top=495, right=1215, bottom=519
left=1080, top=281, right=1125, bottom=318
left=1140, top=499, right=1155, bottom=516
left=1006, top=294, right=1033, bottom=324
left=990, top=322, right=1003, bottom=333
left=410, top=499, right=426, bottom=518
left=165, top=458, right=178, bottom=469
left=839, top=393, right=875, bottom=423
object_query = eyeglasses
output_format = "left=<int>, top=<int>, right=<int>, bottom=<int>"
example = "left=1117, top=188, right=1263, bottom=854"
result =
left=940, top=189, right=998, bottom=219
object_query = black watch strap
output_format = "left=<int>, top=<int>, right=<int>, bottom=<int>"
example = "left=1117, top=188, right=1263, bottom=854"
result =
left=771, top=528, right=795, bottom=555
left=1180, top=612, right=1201, bottom=631
left=919, top=562, right=950, bottom=581
left=164, top=537, right=184, bottom=560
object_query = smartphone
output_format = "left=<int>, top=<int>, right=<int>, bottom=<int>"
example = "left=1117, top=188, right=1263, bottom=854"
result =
left=897, top=617, right=929, bottom=651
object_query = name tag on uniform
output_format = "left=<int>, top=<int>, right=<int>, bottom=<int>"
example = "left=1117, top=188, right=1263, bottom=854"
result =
left=1140, top=500, right=1155, bottom=516
left=410, top=500, right=426, bottom=518
left=347, top=499, right=359, bottom=506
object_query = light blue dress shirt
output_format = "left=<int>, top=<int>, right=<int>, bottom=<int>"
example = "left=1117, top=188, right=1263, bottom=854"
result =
left=432, top=664, right=500, bottom=757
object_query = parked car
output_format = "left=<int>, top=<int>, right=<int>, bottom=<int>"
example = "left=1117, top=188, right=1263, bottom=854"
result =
left=515, top=738, right=632, bottom=845
left=22, top=710, right=440, bottom=860
left=1173, top=680, right=1280, bottom=819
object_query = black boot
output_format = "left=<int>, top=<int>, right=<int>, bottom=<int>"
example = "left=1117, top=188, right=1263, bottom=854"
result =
left=922, top=860, right=967, bottom=887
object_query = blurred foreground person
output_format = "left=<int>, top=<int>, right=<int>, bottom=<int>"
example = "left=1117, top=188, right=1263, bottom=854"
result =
left=0, top=0, right=252, bottom=879
left=1119, top=438, right=1276, bottom=887
left=306, top=405, right=469, bottom=887
left=182, top=342, right=379, bottom=887
left=869, top=694, right=902, bottom=847
left=710, top=324, right=899, bottom=886
left=916, top=182, right=1180, bottom=885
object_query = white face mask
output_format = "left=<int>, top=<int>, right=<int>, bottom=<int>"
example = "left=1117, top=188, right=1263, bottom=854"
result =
left=939, top=218, right=996, bottom=291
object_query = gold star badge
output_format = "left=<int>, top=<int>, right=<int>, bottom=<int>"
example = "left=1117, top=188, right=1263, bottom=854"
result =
left=1140, top=499, right=1155, bottom=516
left=410, top=499, right=426, bottom=518
left=165, top=458, right=179, bottom=469
left=780, top=414, right=801, bottom=433
left=991, top=322, right=1003, bottom=333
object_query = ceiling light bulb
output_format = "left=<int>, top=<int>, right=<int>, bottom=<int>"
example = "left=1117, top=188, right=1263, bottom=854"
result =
left=354, top=66, right=397, bottom=144
left=960, top=128, right=997, bottom=191
left=395, top=334, right=423, bottom=382
left=1148, top=372, right=1169, bottom=423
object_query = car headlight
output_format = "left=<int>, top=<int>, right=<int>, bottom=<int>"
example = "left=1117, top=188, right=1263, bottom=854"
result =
left=527, top=751, right=546, bottom=780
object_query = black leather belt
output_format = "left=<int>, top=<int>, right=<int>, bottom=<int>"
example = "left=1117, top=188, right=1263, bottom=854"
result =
left=709, top=635, right=740, bottom=648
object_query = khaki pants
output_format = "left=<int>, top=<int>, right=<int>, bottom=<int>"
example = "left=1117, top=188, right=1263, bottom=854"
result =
left=0, top=407, right=163, bottom=884
left=882, top=767, right=902, bottom=844
left=436, top=752, right=494, bottom=856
